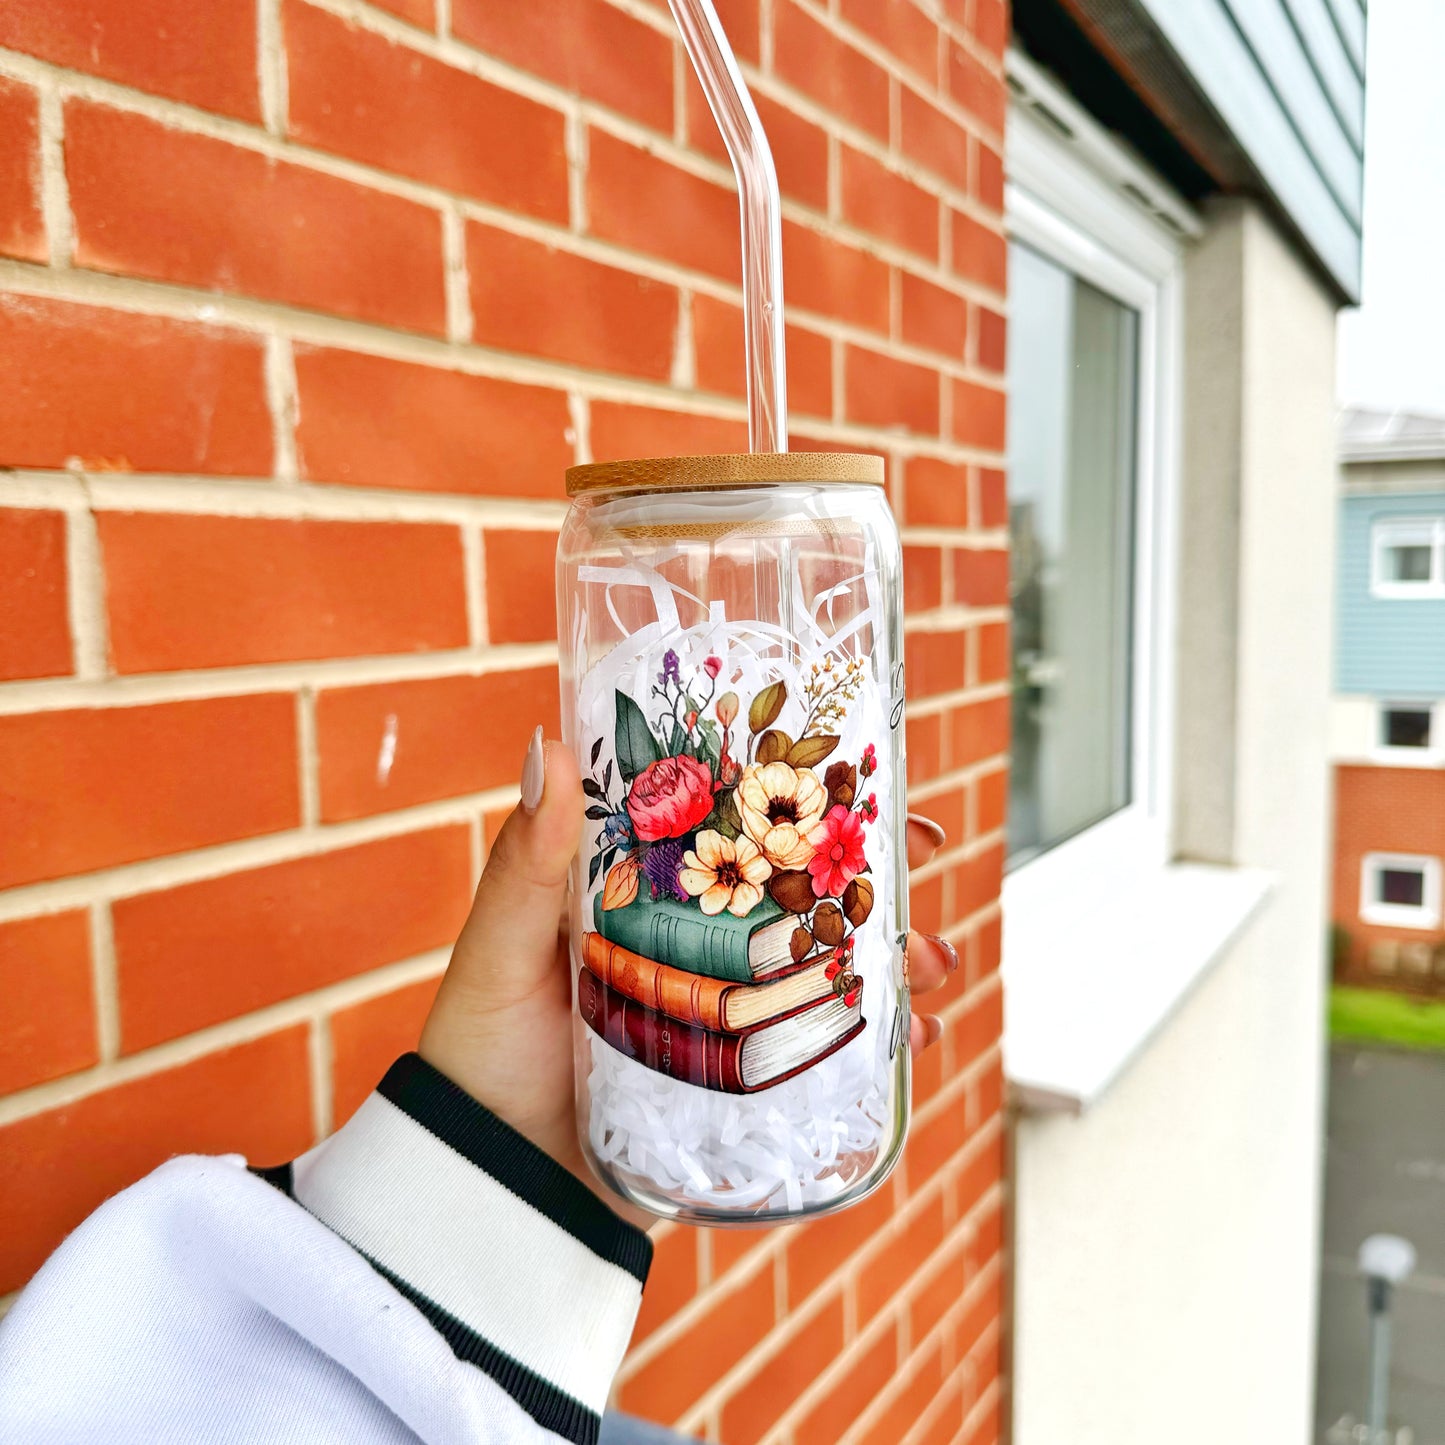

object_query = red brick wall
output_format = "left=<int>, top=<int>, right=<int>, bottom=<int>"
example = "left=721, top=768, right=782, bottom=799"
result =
left=1333, top=764, right=1445, bottom=990
left=0, top=2, right=1009, bottom=1439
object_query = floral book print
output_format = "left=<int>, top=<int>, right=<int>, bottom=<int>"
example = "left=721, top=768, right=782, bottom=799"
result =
left=583, top=648, right=880, bottom=1017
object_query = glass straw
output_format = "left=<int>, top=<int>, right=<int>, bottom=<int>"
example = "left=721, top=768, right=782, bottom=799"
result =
left=667, top=0, right=788, bottom=454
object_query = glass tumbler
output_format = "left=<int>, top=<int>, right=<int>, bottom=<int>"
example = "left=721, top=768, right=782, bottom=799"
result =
left=557, top=452, right=910, bottom=1224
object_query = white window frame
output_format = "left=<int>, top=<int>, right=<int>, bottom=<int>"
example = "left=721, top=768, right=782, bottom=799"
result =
left=1001, top=55, right=1191, bottom=887
left=1374, top=700, right=1443, bottom=763
left=1370, top=517, right=1445, bottom=599
left=1360, top=852, right=1443, bottom=930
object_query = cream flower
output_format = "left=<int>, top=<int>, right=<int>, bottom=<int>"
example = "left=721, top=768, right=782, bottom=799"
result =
left=736, top=761, right=829, bottom=869
left=679, top=830, right=773, bottom=917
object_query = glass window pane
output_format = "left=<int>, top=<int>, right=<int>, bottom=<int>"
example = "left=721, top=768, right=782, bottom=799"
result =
left=1383, top=708, right=1432, bottom=748
left=1006, top=244, right=1140, bottom=864
left=1379, top=867, right=1426, bottom=908
left=1386, top=544, right=1434, bottom=583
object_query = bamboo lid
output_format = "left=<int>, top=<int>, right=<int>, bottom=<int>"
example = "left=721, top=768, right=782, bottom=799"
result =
left=565, top=451, right=885, bottom=496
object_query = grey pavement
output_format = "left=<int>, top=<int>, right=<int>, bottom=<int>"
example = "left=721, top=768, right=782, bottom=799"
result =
left=1316, top=1044, right=1445, bottom=1443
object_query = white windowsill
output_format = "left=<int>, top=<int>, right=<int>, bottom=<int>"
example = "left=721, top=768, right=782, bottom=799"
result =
left=1001, top=856, right=1277, bottom=1115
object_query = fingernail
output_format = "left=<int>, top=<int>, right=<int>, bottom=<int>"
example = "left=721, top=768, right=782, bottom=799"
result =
left=908, top=812, right=947, bottom=847
left=925, top=1014, right=945, bottom=1046
left=521, top=725, right=545, bottom=814
left=928, top=933, right=960, bottom=972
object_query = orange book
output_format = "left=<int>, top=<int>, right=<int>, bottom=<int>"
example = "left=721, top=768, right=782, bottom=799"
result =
left=581, top=931, right=835, bottom=1034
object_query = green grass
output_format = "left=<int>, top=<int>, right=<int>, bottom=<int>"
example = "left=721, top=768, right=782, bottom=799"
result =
left=1330, top=985, right=1445, bottom=1051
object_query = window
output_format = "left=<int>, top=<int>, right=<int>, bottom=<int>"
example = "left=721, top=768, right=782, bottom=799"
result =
left=1371, top=518, right=1445, bottom=598
left=1007, top=246, right=1139, bottom=863
left=1360, top=852, right=1442, bottom=930
left=1379, top=704, right=1434, bottom=751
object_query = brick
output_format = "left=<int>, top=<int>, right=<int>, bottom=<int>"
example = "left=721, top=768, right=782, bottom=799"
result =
left=913, top=1025, right=946, bottom=1103
left=957, top=1273, right=1003, bottom=1364
left=905, top=456, right=970, bottom=529
left=976, top=142, right=1004, bottom=210
left=66, top=103, right=445, bottom=335
left=451, top=0, right=673, bottom=133
left=948, top=696, right=1009, bottom=769
left=952, top=210, right=1007, bottom=291
left=910, top=1232, right=970, bottom=1341
left=617, top=1262, right=776, bottom=1420
left=957, top=1127, right=1004, bottom=1219
left=294, top=348, right=571, bottom=500
left=906, top=711, right=942, bottom=786
left=98, top=513, right=467, bottom=673
left=975, top=620, right=1009, bottom=686
left=904, top=629, right=966, bottom=697
left=467, top=223, right=678, bottom=380
left=630, top=1225, right=699, bottom=1347
left=840, top=146, right=939, bottom=262
left=372, top=0, right=432, bottom=25
left=0, top=911, right=95, bottom=1094
left=973, top=0, right=1009, bottom=58
left=846, top=346, right=940, bottom=435
left=907, top=1095, right=967, bottom=1186
left=692, top=293, right=832, bottom=419
left=975, top=763, right=1008, bottom=836
left=952, top=379, right=1007, bottom=451
left=587, top=130, right=740, bottom=282
left=915, top=1374, right=967, bottom=1445
left=721, top=1294, right=845, bottom=1445
left=954, top=546, right=1008, bottom=607
left=962, top=1390, right=1001, bottom=1445
left=840, top=0, right=939, bottom=81
left=114, top=827, right=470, bottom=1050
left=0, top=77, right=44, bottom=261
left=957, top=844, right=1004, bottom=919
left=710, top=1222, right=772, bottom=1278
left=976, top=306, right=1006, bottom=373
left=318, top=666, right=558, bottom=822
left=483, top=529, right=559, bottom=645
left=0, top=1027, right=311, bottom=1293
left=857, top=1338, right=945, bottom=1445
left=971, top=912, right=1002, bottom=983
left=857, top=1192, right=948, bottom=1321
left=901, top=89, right=969, bottom=192
left=589, top=401, right=749, bottom=461
left=904, top=544, right=944, bottom=611
left=783, top=1181, right=893, bottom=1305
left=782, top=219, right=890, bottom=334
left=0, top=0, right=260, bottom=121
left=967, top=1200, right=1003, bottom=1280
left=0, top=508, right=71, bottom=681
left=0, top=695, right=299, bottom=890
left=685, top=80, right=827, bottom=212
left=285, top=2, right=568, bottom=221
left=969, top=1055, right=1005, bottom=1136
left=902, top=270, right=969, bottom=358
left=796, top=1324, right=899, bottom=1445
left=947, top=41, right=1005, bottom=133
left=774, top=1, right=889, bottom=142
left=331, top=975, right=443, bottom=1127
left=952, top=982, right=1003, bottom=1072
left=977, top=466, right=1007, bottom=527
left=0, top=295, right=270, bottom=476
left=911, top=870, right=944, bottom=935
left=912, top=785, right=965, bottom=848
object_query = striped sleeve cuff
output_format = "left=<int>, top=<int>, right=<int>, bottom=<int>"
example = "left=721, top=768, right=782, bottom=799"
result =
left=269, top=1054, right=652, bottom=1445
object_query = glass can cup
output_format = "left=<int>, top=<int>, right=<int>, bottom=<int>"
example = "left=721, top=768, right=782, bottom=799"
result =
left=557, top=453, right=910, bottom=1224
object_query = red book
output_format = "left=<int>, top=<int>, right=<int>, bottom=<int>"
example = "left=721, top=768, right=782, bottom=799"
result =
left=578, top=968, right=865, bottom=1094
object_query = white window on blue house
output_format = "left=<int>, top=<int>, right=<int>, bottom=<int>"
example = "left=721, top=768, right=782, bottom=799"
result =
left=1360, top=852, right=1443, bottom=930
left=1370, top=518, right=1445, bottom=598
left=1378, top=703, right=1435, bottom=752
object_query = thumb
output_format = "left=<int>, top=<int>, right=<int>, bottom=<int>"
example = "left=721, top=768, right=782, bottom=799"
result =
left=449, top=727, right=584, bottom=1004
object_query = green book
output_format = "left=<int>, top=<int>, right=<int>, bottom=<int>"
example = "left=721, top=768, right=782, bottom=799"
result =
left=594, top=890, right=796, bottom=984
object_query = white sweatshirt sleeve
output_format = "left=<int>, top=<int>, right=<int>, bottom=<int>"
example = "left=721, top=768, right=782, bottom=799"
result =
left=0, top=1053, right=653, bottom=1445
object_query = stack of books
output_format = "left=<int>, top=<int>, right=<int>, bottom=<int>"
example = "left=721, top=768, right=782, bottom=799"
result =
left=579, top=892, right=865, bottom=1095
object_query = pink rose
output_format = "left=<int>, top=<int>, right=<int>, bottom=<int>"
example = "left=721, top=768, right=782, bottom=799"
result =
left=807, top=804, right=868, bottom=898
left=626, top=754, right=714, bottom=841
left=704, top=655, right=722, bottom=679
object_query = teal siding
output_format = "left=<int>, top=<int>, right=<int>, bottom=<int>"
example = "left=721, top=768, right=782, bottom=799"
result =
left=1337, top=492, right=1445, bottom=696
left=1134, top=0, right=1365, bottom=299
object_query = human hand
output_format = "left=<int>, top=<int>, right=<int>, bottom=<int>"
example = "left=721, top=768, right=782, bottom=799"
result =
left=418, top=728, right=957, bottom=1224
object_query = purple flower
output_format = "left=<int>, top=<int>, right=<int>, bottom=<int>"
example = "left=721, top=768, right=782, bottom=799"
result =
left=643, top=839, right=689, bottom=901
left=659, top=649, right=681, bottom=687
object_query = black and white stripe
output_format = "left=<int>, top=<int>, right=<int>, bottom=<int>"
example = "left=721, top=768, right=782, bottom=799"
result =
left=265, top=1054, right=652, bottom=1445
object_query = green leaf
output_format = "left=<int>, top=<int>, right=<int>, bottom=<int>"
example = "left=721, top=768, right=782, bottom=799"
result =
left=668, top=721, right=687, bottom=757
left=588, top=851, right=605, bottom=888
left=615, top=690, right=662, bottom=781
left=786, top=734, right=839, bottom=769
left=712, top=788, right=742, bottom=839
left=590, top=737, right=604, bottom=768
left=749, top=681, right=787, bottom=734
left=584, top=804, right=610, bottom=821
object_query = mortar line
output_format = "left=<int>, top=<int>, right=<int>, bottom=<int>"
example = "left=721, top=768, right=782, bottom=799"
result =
left=264, top=334, right=300, bottom=483
left=463, top=524, right=486, bottom=647
left=441, top=204, right=475, bottom=343
left=257, top=0, right=289, bottom=136
left=35, top=82, right=73, bottom=267
left=62, top=500, right=109, bottom=679
left=295, top=686, right=321, bottom=827
left=308, top=1012, right=334, bottom=1141
left=87, top=899, right=121, bottom=1062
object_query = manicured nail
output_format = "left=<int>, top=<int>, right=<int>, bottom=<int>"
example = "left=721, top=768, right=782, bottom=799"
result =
left=908, top=812, right=947, bottom=847
left=521, top=725, right=545, bottom=814
left=928, top=933, right=960, bottom=972
left=924, top=1014, right=944, bottom=1046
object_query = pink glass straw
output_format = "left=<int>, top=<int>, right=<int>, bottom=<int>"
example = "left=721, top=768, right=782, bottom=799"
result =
left=667, top=0, right=788, bottom=453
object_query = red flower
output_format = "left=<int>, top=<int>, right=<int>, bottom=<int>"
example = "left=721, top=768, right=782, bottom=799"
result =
left=626, top=754, right=715, bottom=842
left=703, top=655, right=722, bottom=679
left=859, top=792, right=878, bottom=822
left=859, top=742, right=877, bottom=778
left=807, top=804, right=868, bottom=898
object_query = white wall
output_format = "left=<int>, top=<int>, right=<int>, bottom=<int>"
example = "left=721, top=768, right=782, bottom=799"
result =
left=1011, top=201, right=1337, bottom=1444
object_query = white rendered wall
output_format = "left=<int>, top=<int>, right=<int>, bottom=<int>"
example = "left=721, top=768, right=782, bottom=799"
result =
left=1011, top=202, right=1337, bottom=1445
